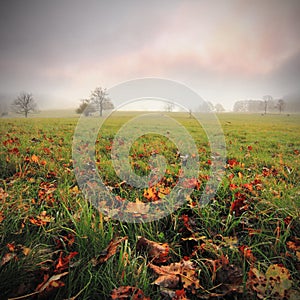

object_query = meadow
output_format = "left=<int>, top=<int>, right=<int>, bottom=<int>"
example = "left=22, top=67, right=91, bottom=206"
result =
left=0, top=112, right=299, bottom=299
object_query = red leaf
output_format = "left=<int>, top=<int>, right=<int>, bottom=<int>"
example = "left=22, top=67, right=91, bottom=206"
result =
left=55, top=251, right=78, bottom=272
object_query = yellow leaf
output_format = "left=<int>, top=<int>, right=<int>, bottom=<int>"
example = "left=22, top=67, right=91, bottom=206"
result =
left=22, top=247, right=31, bottom=256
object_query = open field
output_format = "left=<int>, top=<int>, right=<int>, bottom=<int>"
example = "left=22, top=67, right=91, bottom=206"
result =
left=0, top=113, right=299, bottom=299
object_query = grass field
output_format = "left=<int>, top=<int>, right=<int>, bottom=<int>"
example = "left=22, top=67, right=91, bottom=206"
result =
left=0, top=113, right=299, bottom=299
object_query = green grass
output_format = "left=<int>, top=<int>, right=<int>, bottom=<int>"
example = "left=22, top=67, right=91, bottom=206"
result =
left=0, top=113, right=299, bottom=299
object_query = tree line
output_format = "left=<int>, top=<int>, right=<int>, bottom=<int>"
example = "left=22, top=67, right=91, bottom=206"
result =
left=233, top=95, right=285, bottom=114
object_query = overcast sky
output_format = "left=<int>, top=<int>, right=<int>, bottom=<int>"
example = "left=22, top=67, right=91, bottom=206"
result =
left=0, top=0, right=299, bottom=110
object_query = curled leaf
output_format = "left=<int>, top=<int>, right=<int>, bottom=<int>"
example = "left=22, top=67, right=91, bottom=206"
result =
left=137, top=236, right=169, bottom=263
left=92, top=236, right=127, bottom=266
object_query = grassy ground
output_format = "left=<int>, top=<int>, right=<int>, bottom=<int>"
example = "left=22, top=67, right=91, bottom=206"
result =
left=0, top=113, right=299, bottom=299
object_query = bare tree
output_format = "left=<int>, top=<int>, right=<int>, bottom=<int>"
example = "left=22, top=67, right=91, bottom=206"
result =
left=11, top=92, right=37, bottom=118
left=164, top=102, right=174, bottom=112
left=263, top=95, right=273, bottom=115
left=277, top=99, right=285, bottom=114
left=90, top=87, right=113, bottom=116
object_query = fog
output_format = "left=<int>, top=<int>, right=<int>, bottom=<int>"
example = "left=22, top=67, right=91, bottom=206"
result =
left=0, top=0, right=300, bottom=112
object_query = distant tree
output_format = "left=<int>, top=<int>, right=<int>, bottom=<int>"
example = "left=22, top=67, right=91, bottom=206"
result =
left=233, top=100, right=248, bottom=112
left=90, top=87, right=114, bottom=116
left=164, top=102, right=174, bottom=112
left=76, top=99, right=96, bottom=116
left=0, top=102, right=8, bottom=117
left=263, top=95, right=273, bottom=115
left=215, top=103, right=225, bottom=112
left=277, top=99, right=285, bottom=114
left=11, top=92, right=37, bottom=118
left=198, top=101, right=214, bottom=112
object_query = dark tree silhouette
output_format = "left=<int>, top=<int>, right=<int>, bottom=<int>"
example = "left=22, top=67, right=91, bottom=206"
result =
left=263, top=95, right=273, bottom=115
left=164, top=102, right=174, bottom=112
left=11, top=92, right=37, bottom=118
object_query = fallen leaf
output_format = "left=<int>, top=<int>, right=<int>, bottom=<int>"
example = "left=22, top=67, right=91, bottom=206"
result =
left=0, top=188, right=9, bottom=201
left=125, top=199, right=149, bottom=217
left=92, top=236, right=127, bottom=266
left=35, top=271, right=68, bottom=293
left=239, top=245, right=256, bottom=262
left=0, top=211, right=4, bottom=223
left=247, top=264, right=293, bottom=299
left=223, top=236, right=239, bottom=249
left=150, top=260, right=201, bottom=290
left=55, top=251, right=78, bottom=272
left=137, top=236, right=169, bottom=263
left=111, top=286, right=150, bottom=300
left=31, top=154, right=39, bottom=163
left=0, top=252, right=17, bottom=266
left=7, top=243, right=15, bottom=252
left=22, top=246, right=31, bottom=256
left=265, top=264, right=292, bottom=298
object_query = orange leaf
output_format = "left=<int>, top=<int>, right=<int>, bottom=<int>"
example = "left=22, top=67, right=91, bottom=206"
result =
left=239, top=245, right=256, bottom=262
left=31, top=154, right=39, bottom=163
left=55, top=251, right=78, bottom=272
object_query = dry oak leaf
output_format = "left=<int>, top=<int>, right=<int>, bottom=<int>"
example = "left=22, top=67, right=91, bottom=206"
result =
left=91, top=236, right=127, bottom=266
left=137, top=236, right=170, bottom=264
left=150, top=260, right=201, bottom=290
left=111, top=286, right=150, bottom=300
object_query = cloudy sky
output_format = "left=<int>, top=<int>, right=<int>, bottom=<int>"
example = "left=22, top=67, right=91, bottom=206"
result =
left=0, top=0, right=299, bottom=110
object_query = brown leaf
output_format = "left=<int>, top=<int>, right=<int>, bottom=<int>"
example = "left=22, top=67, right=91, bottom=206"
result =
left=137, top=236, right=169, bottom=263
left=0, top=252, right=17, bottom=266
left=111, top=286, right=150, bottom=300
left=0, top=211, right=4, bottom=223
left=150, top=260, right=201, bottom=290
left=35, top=271, right=68, bottom=293
left=92, top=236, right=127, bottom=266
left=247, top=264, right=293, bottom=299
left=0, top=188, right=9, bottom=201
left=125, top=198, right=149, bottom=217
